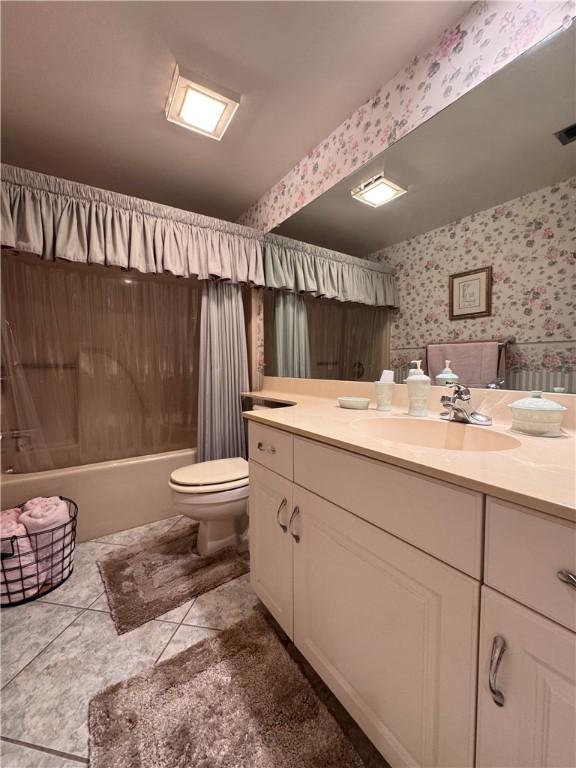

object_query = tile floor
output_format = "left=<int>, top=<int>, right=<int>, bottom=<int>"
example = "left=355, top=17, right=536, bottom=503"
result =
left=0, top=515, right=259, bottom=767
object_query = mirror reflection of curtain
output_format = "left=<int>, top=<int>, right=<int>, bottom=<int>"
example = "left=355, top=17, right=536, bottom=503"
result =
left=274, top=292, right=311, bottom=378
left=305, top=296, right=390, bottom=380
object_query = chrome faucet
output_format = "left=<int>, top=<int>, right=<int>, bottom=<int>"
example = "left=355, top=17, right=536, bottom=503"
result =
left=440, top=384, right=492, bottom=426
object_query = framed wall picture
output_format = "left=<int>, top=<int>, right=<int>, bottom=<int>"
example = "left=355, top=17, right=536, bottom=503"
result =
left=449, top=266, right=492, bottom=320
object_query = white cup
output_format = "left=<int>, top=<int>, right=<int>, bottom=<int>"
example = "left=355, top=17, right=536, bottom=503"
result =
left=374, top=382, right=394, bottom=411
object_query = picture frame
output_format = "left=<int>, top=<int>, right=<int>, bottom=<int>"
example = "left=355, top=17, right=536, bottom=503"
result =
left=449, top=266, right=492, bottom=320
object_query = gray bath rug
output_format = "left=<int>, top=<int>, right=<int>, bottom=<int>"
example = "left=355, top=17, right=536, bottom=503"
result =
left=88, top=610, right=370, bottom=768
left=97, top=520, right=249, bottom=634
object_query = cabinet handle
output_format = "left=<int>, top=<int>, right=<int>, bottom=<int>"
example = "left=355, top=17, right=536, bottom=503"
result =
left=288, top=506, right=300, bottom=543
left=557, top=569, right=576, bottom=589
left=257, top=441, right=276, bottom=455
left=276, top=498, right=288, bottom=533
left=489, top=635, right=506, bottom=707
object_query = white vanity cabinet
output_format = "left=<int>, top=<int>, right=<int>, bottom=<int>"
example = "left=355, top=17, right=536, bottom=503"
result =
left=249, top=459, right=295, bottom=637
left=476, top=587, right=576, bottom=768
left=292, top=484, right=479, bottom=768
left=247, top=422, right=576, bottom=768
left=477, top=498, right=576, bottom=767
left=248, top=423, right=480, bottom=766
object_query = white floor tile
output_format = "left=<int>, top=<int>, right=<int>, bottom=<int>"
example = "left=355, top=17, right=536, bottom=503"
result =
left=1, top=602, right=81, bottom=687
left=0, top=739, right=85, bottom=767
left=38, top=560, right=104, bottom=610
left=1, top=610, right=175, bottom=757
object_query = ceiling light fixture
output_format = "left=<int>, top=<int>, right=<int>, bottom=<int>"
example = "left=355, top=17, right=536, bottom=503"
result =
left=351, top=174, right=407, bottom=207
left=165, top=65, right=240, bottom=140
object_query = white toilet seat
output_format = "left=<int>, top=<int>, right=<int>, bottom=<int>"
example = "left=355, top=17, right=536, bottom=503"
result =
left=170, top=457, right=248, bottom=494
left=169, top=476, right=249, bottom=494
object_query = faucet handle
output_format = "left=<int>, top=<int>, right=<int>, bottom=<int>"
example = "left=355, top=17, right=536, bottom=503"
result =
left=447, top=383, right=471, bottom=400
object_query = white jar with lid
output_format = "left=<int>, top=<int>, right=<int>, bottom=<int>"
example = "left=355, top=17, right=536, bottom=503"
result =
left=508, top=391, right=567, bottom=437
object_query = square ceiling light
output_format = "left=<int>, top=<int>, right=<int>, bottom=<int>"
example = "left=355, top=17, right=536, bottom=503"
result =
left=351, top=174, right=407, bottom=207
left=165, top=65, right=240, bottom=140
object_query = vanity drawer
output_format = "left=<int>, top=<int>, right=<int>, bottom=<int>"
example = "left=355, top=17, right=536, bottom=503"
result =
left=294, top=437, right=483, bottom=578
left=485, top=498, right=576, bottom=632
left=248, top=423, right=293, bottom=480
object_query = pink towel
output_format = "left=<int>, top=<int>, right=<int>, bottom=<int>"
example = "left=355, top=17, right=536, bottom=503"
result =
left=1, top=518, right=42, bottom=602
left=427, top=342, right=499, bottom=388
left=19, top=497, right=71, bottom=584
left=20, top=497, right=70, bottom=534
left=1, top=508, right=21, bottom=525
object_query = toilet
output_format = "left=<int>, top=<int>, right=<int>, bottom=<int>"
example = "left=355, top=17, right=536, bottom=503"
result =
left=169, top=457, right=249, bottom=556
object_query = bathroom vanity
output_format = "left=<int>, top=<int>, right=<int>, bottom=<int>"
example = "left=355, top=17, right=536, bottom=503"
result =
left=244, top=389, right=576, bottom=768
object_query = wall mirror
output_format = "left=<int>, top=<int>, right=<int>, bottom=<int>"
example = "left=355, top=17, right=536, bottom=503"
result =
left=265, top=25, right=575, bottom=392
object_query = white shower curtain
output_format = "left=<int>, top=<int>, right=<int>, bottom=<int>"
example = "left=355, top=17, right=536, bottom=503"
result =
left=197, top=281, right=249, bottom=462
left=275, top=291, right=311, bottom=378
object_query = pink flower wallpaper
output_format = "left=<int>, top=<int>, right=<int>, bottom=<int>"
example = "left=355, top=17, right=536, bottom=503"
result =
left=238, top=1, right=575, bottom=233
left=370, top=177, right=576, bottom=385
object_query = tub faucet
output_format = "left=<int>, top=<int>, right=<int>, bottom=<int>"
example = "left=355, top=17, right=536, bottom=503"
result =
left=0, top=429, right=34, bottom=452
left=440, top=384, right=492, bottom=426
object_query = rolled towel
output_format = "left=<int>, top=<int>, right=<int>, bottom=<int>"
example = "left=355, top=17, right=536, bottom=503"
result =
left=19, top=497, right=71, bottom=584
left=1, top=518, right=42, bottom=602
left=23, top=496, right=62, bottom=512
left=1, top=508, right=21, bottom=525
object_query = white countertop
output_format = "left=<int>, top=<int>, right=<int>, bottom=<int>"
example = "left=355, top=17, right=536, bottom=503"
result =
left=244, top=388, right=576, bottom=522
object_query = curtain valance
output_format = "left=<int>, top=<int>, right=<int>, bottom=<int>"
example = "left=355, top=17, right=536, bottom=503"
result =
left=1, top=165, right=265, bottom=285
left=263, top=233, right=399, bottom=308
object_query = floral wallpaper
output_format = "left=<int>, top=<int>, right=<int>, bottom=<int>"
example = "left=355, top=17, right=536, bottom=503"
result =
left=238, top=1, right=575, bottom=233
left=369, top=177, right=576, bottom=388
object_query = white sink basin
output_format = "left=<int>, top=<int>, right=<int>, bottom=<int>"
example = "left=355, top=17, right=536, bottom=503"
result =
left=352, top=417, right=521, bottom=452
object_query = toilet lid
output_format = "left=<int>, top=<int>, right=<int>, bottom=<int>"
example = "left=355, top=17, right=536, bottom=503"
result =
left=170, top=457, right=249, bottom=488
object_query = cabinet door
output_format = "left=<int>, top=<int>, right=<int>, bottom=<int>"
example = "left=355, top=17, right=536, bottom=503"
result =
left=248, top=460, right=294, bottom=638
left=477, top=586, right=576, bottom=768
left=292, top=485, right=479, bottom=768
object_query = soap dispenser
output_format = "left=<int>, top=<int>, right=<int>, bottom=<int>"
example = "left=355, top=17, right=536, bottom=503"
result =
left=435, top=360, right=459, bottom=387
left=405, top=360, right=431, bottom=417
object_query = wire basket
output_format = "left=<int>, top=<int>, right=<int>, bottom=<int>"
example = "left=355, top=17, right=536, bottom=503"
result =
left=1, top=497, right=78, bottom=607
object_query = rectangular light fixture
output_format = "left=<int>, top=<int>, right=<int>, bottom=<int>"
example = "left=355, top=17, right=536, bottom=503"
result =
left=165, top=65, right=240, bottom=140
left=351, top=174, right=407, bottom=207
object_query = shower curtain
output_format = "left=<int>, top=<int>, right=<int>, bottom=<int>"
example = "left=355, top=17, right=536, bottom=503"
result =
left=1, top=254, right=200, bottom=473
left=275, top=292, right=311, bottom=378
left=197, top=281, right=250, bottom=462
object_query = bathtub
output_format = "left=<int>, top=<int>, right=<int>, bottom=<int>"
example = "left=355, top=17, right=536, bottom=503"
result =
left=0, top=448, right=196, bottom=542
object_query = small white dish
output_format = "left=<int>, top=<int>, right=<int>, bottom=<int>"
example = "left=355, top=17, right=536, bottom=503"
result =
left=337, top=397, right=370, bottom=410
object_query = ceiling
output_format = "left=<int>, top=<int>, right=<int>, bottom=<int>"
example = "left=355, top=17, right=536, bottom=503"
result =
left=277, top=25, right=576, bottom=255
left=1, top=1, right=471, bottom=224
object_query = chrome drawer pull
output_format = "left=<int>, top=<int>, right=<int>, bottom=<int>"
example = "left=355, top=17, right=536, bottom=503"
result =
left=489, top=635, right=506, bottom=707
left=288, top=506, right=300, bottom=543
left=257, top=441, right=276, bottom=455
left=557, top=569, right=576, bottom=589
left=276, top=498, right=288, bottom=533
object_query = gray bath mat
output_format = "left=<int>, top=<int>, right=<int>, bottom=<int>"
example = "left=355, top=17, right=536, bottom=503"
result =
left=97, top=520, right=249, bottom=634
left=88, top=610, right=369, bottom=768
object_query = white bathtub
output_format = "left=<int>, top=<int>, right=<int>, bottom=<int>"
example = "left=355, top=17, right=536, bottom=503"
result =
left=0, top=449, right=196, bottom=542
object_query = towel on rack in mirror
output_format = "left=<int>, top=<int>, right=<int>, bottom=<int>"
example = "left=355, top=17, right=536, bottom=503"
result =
left=427, top=342, right=500, bottom=388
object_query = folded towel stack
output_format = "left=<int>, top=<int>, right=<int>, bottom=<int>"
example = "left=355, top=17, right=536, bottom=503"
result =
left=1, top=497, right=72, bottom=605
